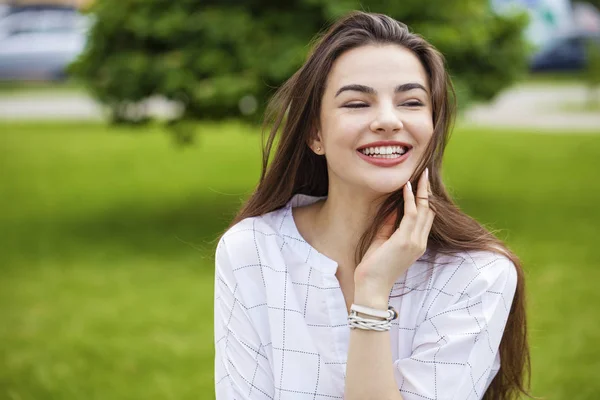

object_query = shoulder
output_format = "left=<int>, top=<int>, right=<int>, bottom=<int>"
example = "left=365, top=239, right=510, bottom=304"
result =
left=408, top=249, right=518, bottom=311
left=216, top=207, right=288, bottom=270
left=221, top=210, right=281, bottom=240
left=461, top=249, right=518, bottom=293
left=215, top=209, right=292, bottom=315
left=408, top=249, right=518, bottom=324
left=429, top=249, right=517, bottom=294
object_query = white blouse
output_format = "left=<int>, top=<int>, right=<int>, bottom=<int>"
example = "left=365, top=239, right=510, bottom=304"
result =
left=214, top=194, right=517, bottom=400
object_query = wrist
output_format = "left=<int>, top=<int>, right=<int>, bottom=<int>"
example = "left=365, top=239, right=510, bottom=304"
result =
left=353, top=285, right=390, bottom=310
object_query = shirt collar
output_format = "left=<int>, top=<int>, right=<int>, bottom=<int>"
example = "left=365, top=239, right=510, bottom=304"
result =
left=278, top=194, right=339, bottom=274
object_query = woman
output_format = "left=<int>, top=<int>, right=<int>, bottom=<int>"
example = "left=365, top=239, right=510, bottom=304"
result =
left=214, top=11, right=530, bottom=400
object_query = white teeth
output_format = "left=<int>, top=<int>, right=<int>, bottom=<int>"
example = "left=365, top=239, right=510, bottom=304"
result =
left=360, top=145, right=410, bottom=156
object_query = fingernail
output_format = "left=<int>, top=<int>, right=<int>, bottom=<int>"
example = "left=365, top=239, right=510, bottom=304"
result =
left=407, top=181, right=412, bottom=192
left=425, top=168, right=429, bottom=181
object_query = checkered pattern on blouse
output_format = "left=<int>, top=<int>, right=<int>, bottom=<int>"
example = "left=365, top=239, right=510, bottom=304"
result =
left=214, top=194, right=517, bottom=399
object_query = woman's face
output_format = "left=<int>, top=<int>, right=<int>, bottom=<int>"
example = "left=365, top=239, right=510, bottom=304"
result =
left=314, top=44, right=434, bottom=195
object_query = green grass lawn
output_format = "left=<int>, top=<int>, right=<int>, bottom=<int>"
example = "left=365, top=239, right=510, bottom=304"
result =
left=0, top=121, right=598, bottom=399
left=522, top=72, right=588, bottom=86
left=0, top=81, right=86, bottom=99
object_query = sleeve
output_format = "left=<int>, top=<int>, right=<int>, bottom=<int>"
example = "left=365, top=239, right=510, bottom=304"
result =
left=394, top=255, right=518, bottom=400
left=214, top=236, right=275, bottom=399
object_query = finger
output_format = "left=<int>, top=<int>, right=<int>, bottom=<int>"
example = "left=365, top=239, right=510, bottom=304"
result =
left=414, top=168, right=431, bottom=233
left=374, top=209, right=397, bottom=242
left=421, top=209, right=435, bottom=239
left=364, top=209, right=398, bottom=260
left=415, top=168, right=429, bottom=211
left=394, top=180, right=418, bottom=238
left=427, top=172, right=433, bottom=195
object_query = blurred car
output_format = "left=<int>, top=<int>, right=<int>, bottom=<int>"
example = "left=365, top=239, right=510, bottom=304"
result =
left=529, top=31, right=600, bottom=72
left=0, top=5, right=90, bottom=81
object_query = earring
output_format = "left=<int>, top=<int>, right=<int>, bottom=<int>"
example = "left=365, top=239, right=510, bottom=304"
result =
left=316, top=146, right=321, bottom=153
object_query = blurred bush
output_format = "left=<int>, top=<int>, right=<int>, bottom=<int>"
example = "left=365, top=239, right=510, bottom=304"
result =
left=71, top=0, right=529, bottom=125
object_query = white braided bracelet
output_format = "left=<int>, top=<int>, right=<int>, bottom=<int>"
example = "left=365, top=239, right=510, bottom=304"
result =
left=347, top=304, right=398, bottom=331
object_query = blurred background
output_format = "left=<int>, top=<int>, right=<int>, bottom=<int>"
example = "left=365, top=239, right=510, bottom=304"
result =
left=0, top=0, right=598, bottom=399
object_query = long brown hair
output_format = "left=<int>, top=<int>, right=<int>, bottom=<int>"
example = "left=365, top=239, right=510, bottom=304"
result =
left=227, top=11, right=530, bottom=400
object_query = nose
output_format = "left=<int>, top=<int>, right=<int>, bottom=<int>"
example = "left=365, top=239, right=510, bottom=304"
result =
left=369, top=104, right=403, bottom=134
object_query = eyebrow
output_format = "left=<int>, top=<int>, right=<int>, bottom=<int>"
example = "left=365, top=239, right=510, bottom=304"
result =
left=334, top=83, right=428, bottom=97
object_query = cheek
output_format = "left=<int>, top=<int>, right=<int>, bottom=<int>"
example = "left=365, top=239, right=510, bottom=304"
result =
left=324, top=112, right=371, bottom=146
left=404, top=113, right=434, bottom=143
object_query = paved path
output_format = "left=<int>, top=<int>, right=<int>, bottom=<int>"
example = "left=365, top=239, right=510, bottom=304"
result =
left=0, top=84, right=598, bottom=131
left=464, top=84, right=600, bottom=132
left=0, top=93, right=180, bottom=121
left=0, top=93, right=104, bottom=120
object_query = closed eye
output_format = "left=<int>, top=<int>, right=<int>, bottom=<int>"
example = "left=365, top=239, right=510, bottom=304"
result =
left=343, top=101, right=424, bottom=109
left=402, top=101, right=424, bottom=107
left=343, top=103, right=369, bottom=109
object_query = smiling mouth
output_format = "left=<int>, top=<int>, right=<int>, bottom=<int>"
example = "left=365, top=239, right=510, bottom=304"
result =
left=358, top=145, right=410, bottom=158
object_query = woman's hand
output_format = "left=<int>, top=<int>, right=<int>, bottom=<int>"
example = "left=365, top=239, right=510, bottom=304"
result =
left=353, top=168, right=435, bottom=308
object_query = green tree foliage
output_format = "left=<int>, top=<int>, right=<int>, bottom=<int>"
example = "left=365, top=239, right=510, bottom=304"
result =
left=72, top=0, right=529, bottom=125
left=585, top=0, right=600, bottom=10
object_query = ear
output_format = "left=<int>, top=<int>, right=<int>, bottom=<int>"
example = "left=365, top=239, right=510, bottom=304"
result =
left=309, top=131, right=324, bottom=155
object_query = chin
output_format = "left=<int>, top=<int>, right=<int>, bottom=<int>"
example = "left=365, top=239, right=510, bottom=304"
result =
left=362, top=172, right=411, bottom=195
left=364, top=181, right=406, bottom=195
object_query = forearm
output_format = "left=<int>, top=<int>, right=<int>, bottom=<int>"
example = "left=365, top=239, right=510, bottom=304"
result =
left=344, top=289, right=403, bottom=400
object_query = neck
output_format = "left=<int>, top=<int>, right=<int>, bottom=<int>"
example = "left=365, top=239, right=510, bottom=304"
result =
left=311, top=184, right=387, bottom=271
